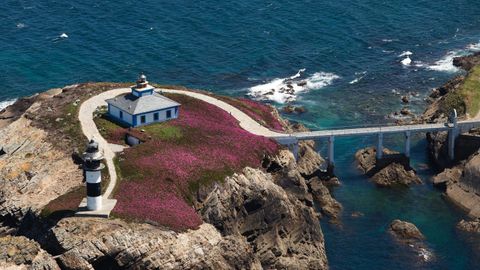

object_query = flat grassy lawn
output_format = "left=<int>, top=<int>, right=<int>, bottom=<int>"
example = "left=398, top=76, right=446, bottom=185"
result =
left=460, top=65, right=480, bottom=116
left=111, top=94, right=279, bottom=231
left=142, top=123, right=183, bottom=141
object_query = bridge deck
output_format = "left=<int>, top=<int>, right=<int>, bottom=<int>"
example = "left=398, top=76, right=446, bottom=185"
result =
left=274, top=120, right=480, bottom=142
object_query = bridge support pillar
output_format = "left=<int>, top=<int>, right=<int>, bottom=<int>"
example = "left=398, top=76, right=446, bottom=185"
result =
left=404, top=131, right=411, bottom=158
left=448, top=109, right=458, bottom=161
left=327, top=136, right=335, bottom=172
left=448, top=129, right=457, bottom=161
left=376, top=133, right=384, bottom=160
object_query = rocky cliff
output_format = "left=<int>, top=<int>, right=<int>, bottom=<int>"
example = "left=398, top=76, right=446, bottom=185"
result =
left=0, top=84, right=338, bottom=269
left=420, top=53, right=480, bottom=224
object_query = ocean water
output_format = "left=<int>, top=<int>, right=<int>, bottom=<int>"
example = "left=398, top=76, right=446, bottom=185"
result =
left=2, top=0, right=480, bottom=268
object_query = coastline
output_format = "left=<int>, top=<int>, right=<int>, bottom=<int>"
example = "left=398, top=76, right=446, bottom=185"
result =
left=419, top=52, right=480, bottom=219
left=0, top=83, right=339, bottom=269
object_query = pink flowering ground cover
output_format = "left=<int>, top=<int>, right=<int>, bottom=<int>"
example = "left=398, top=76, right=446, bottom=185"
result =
left=112, top=94, right=279, bottom=231
left=215, top=96, right=285, bottom=131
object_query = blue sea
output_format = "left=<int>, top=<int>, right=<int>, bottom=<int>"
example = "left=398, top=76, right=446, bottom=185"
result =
left=2, top=0, right=480, bottom=269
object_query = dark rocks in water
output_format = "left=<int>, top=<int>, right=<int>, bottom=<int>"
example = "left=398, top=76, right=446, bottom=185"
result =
left=282, top=105, right=307, bottom=114
left=351, top=211, right=364, bottom=218
left=355, top=147, right=422, bottom=187
left=400, top=107, right=411, bottom=116
left=389, top=220, right=434, bottom=262
left=401, top=95, right=410, bottom=103
left=453, top=51, right=480, bottom=71
left=263, top=90, right=274, bottom=96
left=431, top=166, right=462, bottom=188
left=297, top=81, right=307, bottom=87
left=389, top=219, right=425, bottom=241
left=456, top=219, right=480, bottom=234
left=308, top=177, right=342, bottom=219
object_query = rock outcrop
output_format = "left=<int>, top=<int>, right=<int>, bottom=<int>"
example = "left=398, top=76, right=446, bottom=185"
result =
left=389, top=219, right=425, bottom=241
left=372, top=163, right=422, bottom=187
left=201, top=167, right=328, bottom=269
left=429, top=152, right=480, bottom=219
left=355, top=147, right=422, bottom=187
left=50, top=218, right=259, bottom=270
left=389, top=220, right=434, bottom=262
left=456, top=219, right=480, bottom=234
left=453, top=51, right=480, bottom=71
left=0, top=116, right=82, bottom=234
left=0, top=235, right=59, bottom=270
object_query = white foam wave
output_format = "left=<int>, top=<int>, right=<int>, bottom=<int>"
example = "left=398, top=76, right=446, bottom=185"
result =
left=467, top=42, right=480, bottom=51
left=398, top=51, right=413, bottom=57
left=401, top=56, right=412, bottom=66
left=426, top=50, right=463, bottom=72
left=16, top=23, right=26, bottom=29
left=248, top=69, right=340, bottom=103
left=0, top=99, right=16, bottom=111
left=349, top=71, right=367, bottom=84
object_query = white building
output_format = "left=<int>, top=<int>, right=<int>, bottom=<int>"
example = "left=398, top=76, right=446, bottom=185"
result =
left=106, top=74, right=180, bottom=127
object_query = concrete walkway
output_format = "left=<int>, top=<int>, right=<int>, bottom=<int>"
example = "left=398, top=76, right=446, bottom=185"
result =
left=78, top=87, right=286, bottom=217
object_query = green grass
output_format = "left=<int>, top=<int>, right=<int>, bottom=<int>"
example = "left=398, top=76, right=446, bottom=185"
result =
left=141, top=123, right=183, bottom=141
left=459, top=65, right=480, bottom=116
left=441, top=90, right=466, bottom=116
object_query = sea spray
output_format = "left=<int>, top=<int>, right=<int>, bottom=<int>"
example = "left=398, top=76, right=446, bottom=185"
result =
left=0, top=99, right=16, bottom=111
left=248, top=69, right=340, bottom=103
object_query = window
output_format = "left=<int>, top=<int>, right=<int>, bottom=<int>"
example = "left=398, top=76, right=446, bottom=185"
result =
left=153, top=112, right=159, bottom=121
left=166, top=110, right=172, bottom=119
left=119, top=111, right=123, bottom=120
left=140, top=115, right=146, bottom=124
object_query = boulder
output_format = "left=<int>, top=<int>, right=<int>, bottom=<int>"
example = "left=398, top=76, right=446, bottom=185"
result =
left=372, top=163, right=422, bottom=187
left=355, top=147, right=421, bottom=187
left=431, top=166, right=462, bottom=187
left=309, top=177, right=342, bottom=219
left=456, top=219, right=480, bottom=233
left=388, top=220, right=434, bottom=262
left=401, top=95, right=410, bottom=104
left=281, top=105, right=307, bottom=114
left=389, top=219, right=425, bottom=242
left=400, top=107, right=411, bottom=116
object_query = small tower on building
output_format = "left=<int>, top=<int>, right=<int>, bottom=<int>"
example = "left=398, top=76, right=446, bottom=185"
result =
left=83, top=139, right=105, bottom=211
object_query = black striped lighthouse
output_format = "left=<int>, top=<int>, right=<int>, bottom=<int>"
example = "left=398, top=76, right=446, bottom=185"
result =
left=83, top=139, right=104, bottom=211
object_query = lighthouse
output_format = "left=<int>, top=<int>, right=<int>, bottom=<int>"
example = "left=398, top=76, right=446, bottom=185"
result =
left=83, top=139, right=104, bottom=211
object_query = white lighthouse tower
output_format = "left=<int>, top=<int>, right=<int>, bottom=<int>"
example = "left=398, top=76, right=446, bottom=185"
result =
left=83, top=139, right=104, bottom=211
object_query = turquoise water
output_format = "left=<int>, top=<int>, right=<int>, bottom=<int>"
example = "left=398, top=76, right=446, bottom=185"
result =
left=2, top=0, right=480, bottom=268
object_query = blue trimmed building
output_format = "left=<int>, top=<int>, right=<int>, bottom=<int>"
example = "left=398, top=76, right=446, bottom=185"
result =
left=106, top=74, right=181, bottom=127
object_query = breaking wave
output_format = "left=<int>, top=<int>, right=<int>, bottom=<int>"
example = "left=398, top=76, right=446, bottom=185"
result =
left=248, top=69, right=340, bottom=103
left=426, top=43, right=480, bottom=72
left=0, top=99, right=16, bottom=111
left=467, top=42, right=480, bottom=51
left=426, top=50, right=463, bottom=72
left=349, top=71, right=367, bottom=84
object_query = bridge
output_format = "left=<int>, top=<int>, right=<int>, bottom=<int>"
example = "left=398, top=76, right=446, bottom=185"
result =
left=273, top=110, right=480, bottom=171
